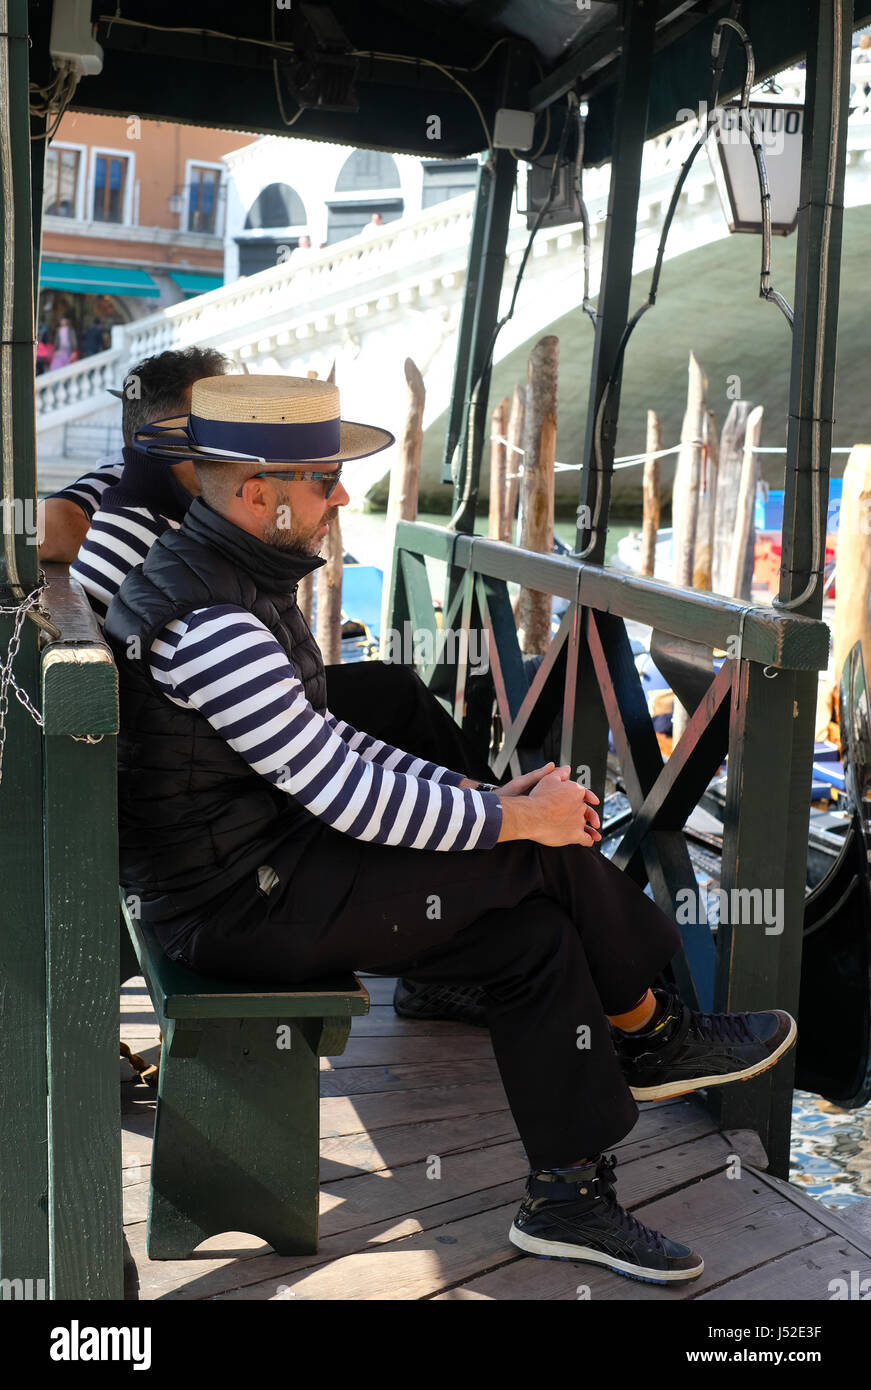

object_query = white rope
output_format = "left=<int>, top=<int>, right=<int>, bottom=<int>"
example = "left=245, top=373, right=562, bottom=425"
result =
left=491, top=432, right=857, bottom=476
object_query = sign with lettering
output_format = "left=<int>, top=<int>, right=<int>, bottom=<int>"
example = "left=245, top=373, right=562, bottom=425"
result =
left=706, top=102, right=804, bottom=235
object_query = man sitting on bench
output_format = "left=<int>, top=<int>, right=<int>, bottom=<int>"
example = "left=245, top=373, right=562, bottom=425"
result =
left=104, top=372, right=797, bottom=1285
left=43, top=346, right=498, bottom=1026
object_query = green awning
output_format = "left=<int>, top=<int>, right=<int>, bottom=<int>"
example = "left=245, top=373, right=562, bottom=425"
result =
left=39, top=261, right=161, bottom=297
left=169, top=271, right=224, bottom=298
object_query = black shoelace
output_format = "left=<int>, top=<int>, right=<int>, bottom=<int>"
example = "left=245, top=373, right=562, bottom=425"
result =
left=654, top=987, right=760, bottom=1046
left=685, top=1006, right=759, bottom=1045
left=595, top=1155, right=669, bottom=1256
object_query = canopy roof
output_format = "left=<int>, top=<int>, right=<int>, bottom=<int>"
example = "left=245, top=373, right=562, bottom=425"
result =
left=28, top=0, right=871, bottom=166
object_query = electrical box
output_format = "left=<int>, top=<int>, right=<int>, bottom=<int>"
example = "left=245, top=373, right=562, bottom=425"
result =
left=494, top=108, right=535, bottom=151
left=523, top=157, right=583, bottom=229
left=49, top=0, right=103, bottom=79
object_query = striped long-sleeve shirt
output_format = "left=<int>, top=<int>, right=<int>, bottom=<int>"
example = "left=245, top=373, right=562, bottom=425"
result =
left=149, top=604, right=503, bottom=853
left=71, top=504, right=170, bottom=625
left=50, top=454, right=125, bottom=520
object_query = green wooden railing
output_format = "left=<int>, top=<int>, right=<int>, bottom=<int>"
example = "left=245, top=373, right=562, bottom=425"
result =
left=387, top=521, right=830, bottom=1172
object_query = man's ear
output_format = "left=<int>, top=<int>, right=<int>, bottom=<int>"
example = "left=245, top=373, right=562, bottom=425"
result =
left=237, top=476, right=270, bottom=513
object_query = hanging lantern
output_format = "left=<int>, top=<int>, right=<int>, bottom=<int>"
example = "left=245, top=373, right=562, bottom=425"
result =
left=705, top=101, right=804, bottom=235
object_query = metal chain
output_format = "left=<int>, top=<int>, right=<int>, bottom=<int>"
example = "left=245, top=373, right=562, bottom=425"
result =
left=0, top=585, right=47, bottom=788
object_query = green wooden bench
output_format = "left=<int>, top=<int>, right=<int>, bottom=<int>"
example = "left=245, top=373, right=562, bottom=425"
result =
left=120, top=892, right=369, bottom=1260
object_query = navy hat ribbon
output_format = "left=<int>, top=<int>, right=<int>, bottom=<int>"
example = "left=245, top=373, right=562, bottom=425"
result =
left=188, top=414, right=341, bottom=459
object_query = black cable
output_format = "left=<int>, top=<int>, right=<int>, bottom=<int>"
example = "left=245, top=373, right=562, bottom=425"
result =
left=449, top=95, right=578, bottom=529
left=573, top=0, right=792, bottom=560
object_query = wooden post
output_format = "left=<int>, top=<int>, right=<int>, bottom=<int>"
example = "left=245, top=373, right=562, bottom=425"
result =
left=670, top=354, right=707, bottom=746
left=0, top=0, right=52, bottom=1296
left=693, top=408, right=719, bottom=591
left=379, top=358, right=425, bottom=657
left=712, top=400, right=753, bottom=595
left=316, top=515, right=344, bottom=665
left=834, top=445, right=871, bottom=684
left=640, top=409, right=661, bottom=578
left=671, top=351, right=707, bottom=589
left=515, top=336, right=558, bottom=656
left=504, top=384, right=525, bottom=545
left=297, top=572, right=313, bottom=629
left=41, top=571, right=122, bottom=1299
left=488, top=395, right=510, bottom=541
left=724, top=405, right=763, bottom=601
left=389, top=358, right=425, bottom=526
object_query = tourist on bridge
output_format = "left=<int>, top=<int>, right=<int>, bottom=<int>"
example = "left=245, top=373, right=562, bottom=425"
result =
left=102, top=372, right=797, bottom=1285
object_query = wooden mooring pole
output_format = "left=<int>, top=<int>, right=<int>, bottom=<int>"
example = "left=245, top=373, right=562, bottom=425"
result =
left=488, top=395, right=511, bottom=542
left=693, top=408, right=719, bottom=592
left=724, top=405, right=763, bottom=602
left=671, top=353, right=707, bottom=743
left=316, top=515, right=344, bottom=665
left=504, top=385, right=525, bottom=545
left=671, top=351, right=707, bottom=589
left=640, top=409, right=661, bottom=578
left=712, top=400, right=753, bottom=596
left=515, top=337, right=558, bottom=656
left=380, top=358, right=425, bottom=657
left=834, top=444, right=871, bottom=684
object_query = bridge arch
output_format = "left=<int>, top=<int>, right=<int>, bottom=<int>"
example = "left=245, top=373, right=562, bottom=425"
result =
left=327, top=150, right=404, bottom=243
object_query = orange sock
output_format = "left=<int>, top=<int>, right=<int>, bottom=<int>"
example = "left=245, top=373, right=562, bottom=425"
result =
left=608, top=989, right=657, bottom=1033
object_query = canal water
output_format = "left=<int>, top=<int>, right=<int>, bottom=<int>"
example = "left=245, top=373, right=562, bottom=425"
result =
left=341, top=506, right=871, bottom=1212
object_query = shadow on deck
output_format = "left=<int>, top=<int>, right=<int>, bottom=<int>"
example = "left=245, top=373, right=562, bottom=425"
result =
left=120, top=975, right=871, bottom=1302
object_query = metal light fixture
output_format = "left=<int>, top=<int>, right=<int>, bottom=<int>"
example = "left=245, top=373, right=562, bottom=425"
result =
left=706, top=100, right=804, bottom=235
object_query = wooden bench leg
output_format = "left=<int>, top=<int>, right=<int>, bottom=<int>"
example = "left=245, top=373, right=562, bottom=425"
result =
left=147, top=1016, right=337, bottom=1260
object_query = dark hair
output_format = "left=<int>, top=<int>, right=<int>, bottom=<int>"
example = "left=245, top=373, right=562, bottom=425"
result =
left=121, top=345, right=231, bottom=447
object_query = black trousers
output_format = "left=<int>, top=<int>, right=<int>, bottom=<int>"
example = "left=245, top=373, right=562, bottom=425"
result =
left=324, top=661, right=495, bottom=783
left=183, top=819, right=681, bottom=1170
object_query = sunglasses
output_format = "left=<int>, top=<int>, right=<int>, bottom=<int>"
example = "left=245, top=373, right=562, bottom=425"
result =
left=235, top=466, right=344, bottom=500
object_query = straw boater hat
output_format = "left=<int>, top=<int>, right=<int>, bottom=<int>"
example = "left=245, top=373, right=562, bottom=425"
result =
left=133, top=373, right=394, bottom=467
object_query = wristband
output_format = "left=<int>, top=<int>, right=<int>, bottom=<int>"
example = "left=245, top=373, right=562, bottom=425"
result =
left=476, top=781, right=498, bottom=793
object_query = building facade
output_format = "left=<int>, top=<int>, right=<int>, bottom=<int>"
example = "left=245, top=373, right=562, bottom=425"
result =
left=38, top=113, right=257, bottom=370
left=223, top=134, right=479, bottom=283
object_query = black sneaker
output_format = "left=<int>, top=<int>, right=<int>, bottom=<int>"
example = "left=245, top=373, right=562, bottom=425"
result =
left=614, top=988, right=797, bottom=1101
left=392, top=977, right=489, bottom=1027
left=509, top=1155, right=704, bottom=1284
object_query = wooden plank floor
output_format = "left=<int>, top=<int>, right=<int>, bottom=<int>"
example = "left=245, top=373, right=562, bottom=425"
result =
left=120, top=974, right=871, bottom=1301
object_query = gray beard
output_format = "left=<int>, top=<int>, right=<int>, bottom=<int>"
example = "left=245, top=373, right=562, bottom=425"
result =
left=262, top=488, right=328, bottom=554
left=262, top=518, right=319, bottom=554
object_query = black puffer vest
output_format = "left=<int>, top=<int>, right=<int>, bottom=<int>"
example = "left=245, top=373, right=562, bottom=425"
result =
left=103, top=497, right=326, bottom=920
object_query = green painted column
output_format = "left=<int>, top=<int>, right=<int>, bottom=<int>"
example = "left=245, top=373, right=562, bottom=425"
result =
left=41, top=573, right=121, bottom=1300
left=0, top=0, right=49, bottom=1295
left=715, top=0, right=853, bottom=1177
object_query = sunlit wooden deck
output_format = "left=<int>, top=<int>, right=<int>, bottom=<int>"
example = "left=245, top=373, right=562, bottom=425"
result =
left=120, top=974, right=871, bottom=1301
